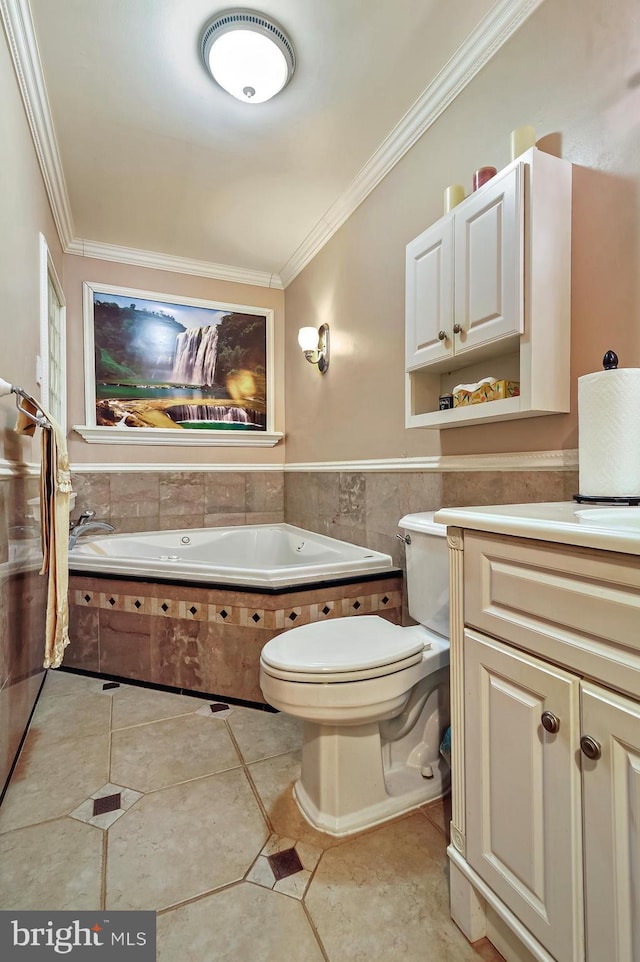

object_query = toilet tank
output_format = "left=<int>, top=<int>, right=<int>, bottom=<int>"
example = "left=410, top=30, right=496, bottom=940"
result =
left=399, top=512, right=449, bottom=638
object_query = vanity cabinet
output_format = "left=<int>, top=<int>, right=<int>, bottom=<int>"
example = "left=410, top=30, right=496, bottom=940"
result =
left=405, top=147, right=571, bottom=429
left=464, top=631, right=582, bottom=962
left=441, top=522, right=640, bottom=962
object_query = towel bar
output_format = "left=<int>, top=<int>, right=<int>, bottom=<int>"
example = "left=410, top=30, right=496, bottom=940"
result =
left=0, top=377, right=51, bottom=429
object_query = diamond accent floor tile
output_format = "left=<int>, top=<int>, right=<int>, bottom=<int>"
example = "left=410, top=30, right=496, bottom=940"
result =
left=246, top=834, right=321, bottom=900
left=69, top=783, right=143, bottom=830
left=93, top=792, right=122, bottom=816
left=267, top=847, right=303, bottom=881
left=195, top=702, right=232, bottom=718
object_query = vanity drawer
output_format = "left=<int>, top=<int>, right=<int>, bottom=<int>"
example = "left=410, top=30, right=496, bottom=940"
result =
left=463, top=531, right=640, bottom=698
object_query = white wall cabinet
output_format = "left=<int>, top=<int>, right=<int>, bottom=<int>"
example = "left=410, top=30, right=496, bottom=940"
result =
left=405, top=215, right=455, bottom=369
left=446, top=529, right=640, bottom=962
left=405, top=148, right=571, bottom=429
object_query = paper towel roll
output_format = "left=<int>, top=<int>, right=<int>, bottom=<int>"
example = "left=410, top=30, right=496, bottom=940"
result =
left=578, top=367, right=640, bottom=497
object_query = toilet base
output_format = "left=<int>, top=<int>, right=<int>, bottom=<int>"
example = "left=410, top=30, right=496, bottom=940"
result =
left=294, top=719, right=450, bottom=837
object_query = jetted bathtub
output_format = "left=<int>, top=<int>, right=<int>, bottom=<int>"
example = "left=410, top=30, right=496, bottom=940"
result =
left=68, top=522, right=396, bottom=590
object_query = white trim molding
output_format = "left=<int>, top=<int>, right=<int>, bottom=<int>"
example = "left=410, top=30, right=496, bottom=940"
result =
left=3, top=0, right=544, bottom=290
left=72, top=426, right=284, bottom=447
left=0, top=459, right=39, bottom=478
left=64, top=449, right=578, bottom=474
left=278, top=0, right=546, bottom=286
left=65, top=242, right=283, bottom=290
left=0, top=0, right=75, bottom=247
left=0, top=0, right=282, bottom=289
left=284, top=449, right=579, bottom=473
left=70, top=462, right=284, bottom=473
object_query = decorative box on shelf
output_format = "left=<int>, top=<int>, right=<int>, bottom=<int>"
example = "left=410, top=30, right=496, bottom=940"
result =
left=453, top=378, right=520, bottom=407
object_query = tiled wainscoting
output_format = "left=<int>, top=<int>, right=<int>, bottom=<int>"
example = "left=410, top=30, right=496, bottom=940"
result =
left=0, top=471, right=47, bottom=796
left=71, top=465, right=578, bottom=552
left=67, top=574, right=402, bottom=703
left=71, top=470, right=285, bottom=533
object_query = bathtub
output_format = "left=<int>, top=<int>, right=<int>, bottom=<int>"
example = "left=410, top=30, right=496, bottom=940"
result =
left=68, top=522, right=396, bottom=590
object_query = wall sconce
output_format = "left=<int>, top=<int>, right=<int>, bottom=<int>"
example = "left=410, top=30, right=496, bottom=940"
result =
left=298, top=324, right=330, bottom=374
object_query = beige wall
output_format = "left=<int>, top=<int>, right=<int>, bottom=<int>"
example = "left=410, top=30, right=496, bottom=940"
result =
left=284, top=0, right=640, bottom=463
left=0, top=23, right=58, bottom=791
left=0, top=23, right=62, bottom=461
left=62, top=254, right=285, bottom=465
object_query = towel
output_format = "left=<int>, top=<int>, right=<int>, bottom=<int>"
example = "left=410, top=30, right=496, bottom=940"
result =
left=15, top=396, right=72, bottom=668
left=439, top=726, right=451, bottom=767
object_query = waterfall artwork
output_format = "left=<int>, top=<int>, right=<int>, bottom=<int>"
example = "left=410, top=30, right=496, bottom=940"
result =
left=83, top=283, right=270, bottom=433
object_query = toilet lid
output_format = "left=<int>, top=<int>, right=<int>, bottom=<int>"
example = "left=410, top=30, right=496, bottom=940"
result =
left=261, top=615, right=426, bottom=674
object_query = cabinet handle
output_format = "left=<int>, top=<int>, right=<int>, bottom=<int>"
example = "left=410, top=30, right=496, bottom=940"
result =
left=453, top=323, right=463, bottom=334
left=438, top=330, right=448, bottom=341
left=580, top=735, right=602, bottom=761
left=541, top=711, right=560, bottom=734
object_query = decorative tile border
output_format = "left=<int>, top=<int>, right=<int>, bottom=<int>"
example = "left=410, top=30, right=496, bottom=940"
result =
left=71, top=588, right=402, bottom=629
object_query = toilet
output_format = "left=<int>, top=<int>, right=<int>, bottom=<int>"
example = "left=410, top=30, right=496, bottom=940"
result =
left=259, top=511, right=450, bottom=837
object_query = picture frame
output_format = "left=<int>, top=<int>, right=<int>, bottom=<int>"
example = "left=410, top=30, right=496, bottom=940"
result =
left=78, top=282, right=279, bottom=446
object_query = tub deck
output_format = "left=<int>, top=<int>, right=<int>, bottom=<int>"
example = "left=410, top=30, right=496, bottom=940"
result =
left=67, top=571, right=403, bottom=704
left=68, top=523, right=396, bottom=589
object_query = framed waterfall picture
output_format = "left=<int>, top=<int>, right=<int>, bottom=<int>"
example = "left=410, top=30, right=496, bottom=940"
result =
left=77, top=283, right=280, bottom=447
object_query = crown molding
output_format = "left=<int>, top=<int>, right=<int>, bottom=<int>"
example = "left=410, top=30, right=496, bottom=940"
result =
left=65, top=240, right=283, bottom=289
left=2, top=0, right=282, bottom=289
left=278, top=0, right=546, bottom=286
left=1, top=0, right=75, bottom=247
left=5, top=0, right=543, bottom=291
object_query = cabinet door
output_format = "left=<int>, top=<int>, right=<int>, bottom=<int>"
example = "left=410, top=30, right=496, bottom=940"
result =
left=464, top=629, right=583, bottom=962
left=405, top=215, right=454, bottom=369
left=454, top=164, right=523, bottom=355
left=581, top=682, right=640, bottom=962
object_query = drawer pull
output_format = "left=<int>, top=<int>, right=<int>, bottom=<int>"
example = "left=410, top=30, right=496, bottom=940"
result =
left=580, top=735, right=602, bottom=761
left=541, top=711, right=560, bottom=734
left=438, top=330, right=448, bottom=341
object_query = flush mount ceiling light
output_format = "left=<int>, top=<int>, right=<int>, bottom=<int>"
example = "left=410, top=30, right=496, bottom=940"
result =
left=200, top=9, right=296, bottom=104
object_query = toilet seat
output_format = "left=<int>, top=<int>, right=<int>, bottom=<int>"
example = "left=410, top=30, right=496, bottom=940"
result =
left=260, top=615, right=428, bottom=684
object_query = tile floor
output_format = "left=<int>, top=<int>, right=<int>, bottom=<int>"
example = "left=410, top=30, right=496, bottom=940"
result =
left=0, top=670, right=504, bottom=962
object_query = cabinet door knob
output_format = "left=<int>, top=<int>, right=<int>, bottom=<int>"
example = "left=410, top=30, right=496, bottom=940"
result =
left=438, top=330, right=447, bottom=341
left=541, top=711, right=560, bottom=734
left=453, top=323, right=463, bottom=334
left=580, top=735, right=602, bottom=761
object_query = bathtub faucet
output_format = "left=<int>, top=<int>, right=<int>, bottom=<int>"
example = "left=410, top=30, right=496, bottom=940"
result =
left=69, top=510, right=115, bottom=549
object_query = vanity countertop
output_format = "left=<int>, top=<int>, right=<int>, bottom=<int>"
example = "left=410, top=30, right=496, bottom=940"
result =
left=434, top=501, right=640, bottom=556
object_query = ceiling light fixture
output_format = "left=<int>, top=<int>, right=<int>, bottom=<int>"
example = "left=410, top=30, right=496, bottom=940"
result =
left=200, top=9, right=296, bottom=104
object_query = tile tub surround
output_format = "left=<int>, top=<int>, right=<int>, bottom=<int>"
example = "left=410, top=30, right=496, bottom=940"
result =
left=70, top=469, right=285, bottom=534
left=0, top=670, right=505, bottom=962
left=0, top=472, right=47, bottom=797
left=66, top=574, right=403, bottom=703
left=284, top=469, right=577, bottom=622
left=70, top=467, right=576, bottom=552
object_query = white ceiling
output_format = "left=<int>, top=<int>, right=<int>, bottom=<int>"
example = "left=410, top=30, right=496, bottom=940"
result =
left=22, top=0, right=520, bottom=285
